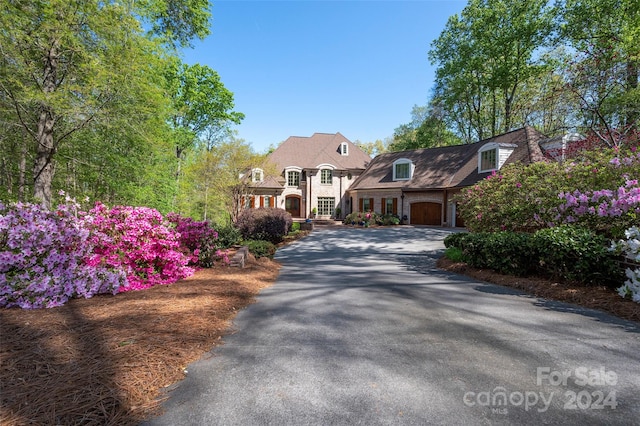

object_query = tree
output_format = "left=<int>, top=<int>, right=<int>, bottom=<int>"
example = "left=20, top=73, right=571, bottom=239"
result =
left=355, top=139, right=389, bottom=157
left=0, top=0, right=212, bottom=209
left=388, top=104, right=462, bottom=151
left=558, top=0, right=640, bottom=147
left=179, top=137, right=271, bottom=224
left=429, top=0, right=555, bottom=142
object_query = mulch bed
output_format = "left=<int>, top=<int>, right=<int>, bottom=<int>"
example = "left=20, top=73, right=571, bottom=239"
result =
left=437, top=257, right=640, bottom=324
left=0, top=254, right=280, bottom=426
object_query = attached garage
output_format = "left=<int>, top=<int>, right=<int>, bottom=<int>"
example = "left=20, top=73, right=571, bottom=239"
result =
left=410, top=202, right=441, bottom=226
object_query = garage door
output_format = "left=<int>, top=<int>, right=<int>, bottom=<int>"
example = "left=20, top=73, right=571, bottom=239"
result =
left=410, top=202, right=441, bottom=226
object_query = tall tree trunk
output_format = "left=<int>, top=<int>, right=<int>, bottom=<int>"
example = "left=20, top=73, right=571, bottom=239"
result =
left=33, top=106, right=56, bottom=209
left=33, top=41, right=59, bottom=210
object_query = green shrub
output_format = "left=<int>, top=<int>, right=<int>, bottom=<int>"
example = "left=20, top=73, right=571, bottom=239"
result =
left=214, top=223, right=242, bottom=248
left=291, top=222, right=300, bottom=232
left=443, top=232, right=469, bottom=249
left=236, top=208, right=293, bottom=244
left=455, top=147, right=640, bottom=238
left=444, top=247, right=466, bottom=263
left=461, top=232, right=536, bottom=276
left=244, top=239, right=277, bottom=258
left=531, top=225, right=622, bottom=285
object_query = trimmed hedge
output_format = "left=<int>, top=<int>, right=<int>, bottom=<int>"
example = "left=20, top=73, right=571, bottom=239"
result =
left=244, top=240, right=277, bottom=258
left=236, top=208, right=293, bottom=244
left=444, top=226, right=622, bottom=285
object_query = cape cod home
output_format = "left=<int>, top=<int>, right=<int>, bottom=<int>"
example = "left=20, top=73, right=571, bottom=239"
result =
left=347, top=126, right=548, bottom=227
left=247, top=132, right=371, bottom=219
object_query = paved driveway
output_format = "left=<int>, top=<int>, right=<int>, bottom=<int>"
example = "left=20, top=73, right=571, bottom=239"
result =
left=144, top=227, right=640, bottom=425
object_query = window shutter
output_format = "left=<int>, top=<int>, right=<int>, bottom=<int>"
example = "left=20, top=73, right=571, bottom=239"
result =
left=259, top=196, right=264, bottom=208
left=270, top=197, right=275, bottom=207
left=369, top=198, right=374, bottom=212
left=241, top=196, right=246, bottom=209
left=249, top=197, right=255, bottom=208
left=392, top=198, right=398, bottom=215
left=359, top=198, right=363, bottom=212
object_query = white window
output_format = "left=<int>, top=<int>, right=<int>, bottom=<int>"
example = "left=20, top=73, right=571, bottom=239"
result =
left=340, top=142, right=349, bottom=156
left=320, top=169, right=332, bottom=184
left=252, top=168, right=263, bottom=182
left=287, top=171, right=300, bottom=187
left=393, top=158, right=413, bottom=181
left=478, top=144, right=498, bottom=172
left=317, top=197, right=335, bottom=216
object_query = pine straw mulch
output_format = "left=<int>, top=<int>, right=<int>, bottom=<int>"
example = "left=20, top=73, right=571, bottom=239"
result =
left=0, top=253, right=280, bottom=426
left=437, top=257, right=640, bottom=324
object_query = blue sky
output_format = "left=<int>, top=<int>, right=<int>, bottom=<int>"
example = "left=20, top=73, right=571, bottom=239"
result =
left=182, top=0, right=467, bottom=153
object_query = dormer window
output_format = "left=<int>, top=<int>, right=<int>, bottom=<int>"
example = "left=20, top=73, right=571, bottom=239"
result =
left=252, top=168, right=263, bottom=182
left=393, top=158, right=414, bottom=181
left=340, top=142, right=349, bottom=156
left=479, top=147, right=497, bottom=172
left=478, top=142, right=516, bottom=173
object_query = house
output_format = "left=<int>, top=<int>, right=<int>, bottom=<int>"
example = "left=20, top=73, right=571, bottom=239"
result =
left=347, top=126, right=548, bottom=227
left=247, top=132, right=371, bottom=219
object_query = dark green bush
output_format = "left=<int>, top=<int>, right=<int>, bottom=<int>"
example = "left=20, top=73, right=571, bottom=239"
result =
left=443, top=232, right=469, bottom=249
left=236, top=208, right=293, bottom=244
left=244, top=239, right=277, bottom=258
left=214, top=223, right=242, bottom=248
left=461, top=232, right=536, bottom=276
left=531, top=225, right=622, bottom=285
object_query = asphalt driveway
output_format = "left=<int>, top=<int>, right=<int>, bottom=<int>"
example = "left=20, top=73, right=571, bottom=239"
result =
left=144, top=226, right=640, bottom=425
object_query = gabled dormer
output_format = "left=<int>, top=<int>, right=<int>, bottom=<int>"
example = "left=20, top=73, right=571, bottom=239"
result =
left=392, top=158, right=414, bottom=181
left=251, top=168, right=264, bottom=182
left=339, top=141, right=349, bottom=156
left=478, top=143, right=516, bottom=173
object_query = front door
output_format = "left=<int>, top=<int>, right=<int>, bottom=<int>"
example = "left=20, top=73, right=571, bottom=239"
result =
left=285, top=195, right=301, bottom=218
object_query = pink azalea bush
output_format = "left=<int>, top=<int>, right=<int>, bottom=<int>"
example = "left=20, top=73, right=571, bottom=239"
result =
left=166, top=213, right=224, bottom=267
left=0, top=201, right=126, bottom=309
left=81, top=203, right=195, bottom=292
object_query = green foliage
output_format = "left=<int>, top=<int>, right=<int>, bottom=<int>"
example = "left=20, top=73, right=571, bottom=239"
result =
left=444, top=246, right=466, bottom=263
left=455, top=147, right=639, bottom=238
left=236, top=208, right=293, bottom=244
left=244, top=240, right=277, bottom=259
left=445, top=226, right=622, bottom=285
left=443, top=232, right=469, bottom=249
left=457, top=232, right=537, bottom=277
left=212, top=222, right=242, bottom=249
left=389, top=104, right=462, bottom=151
left=291, top=222, right=301, bottom=232
left=531, top=226, right=621, bottom=285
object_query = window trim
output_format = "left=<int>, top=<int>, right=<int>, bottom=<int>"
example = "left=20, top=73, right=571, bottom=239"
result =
left=392, top=158, right=413, bottom=181
left=320, top=168, right=333, bottom=185
left=340, top=142, right=349, bottom=156
left=478, top=143, right=499, bottom=173
left=317, top=197, right=335, bottom=216
left=287, top=170, right=300, bottom=187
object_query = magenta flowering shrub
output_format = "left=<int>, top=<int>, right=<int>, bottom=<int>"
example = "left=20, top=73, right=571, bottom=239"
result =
left=82, top=203, right=194, bottom=292
left=548, top=179, right=640, bottom=236
left=166, top=213, right=220, bottom=267
left=0, top=202, right=126, bottom=309
left=456, top=147, right=640, bottom=238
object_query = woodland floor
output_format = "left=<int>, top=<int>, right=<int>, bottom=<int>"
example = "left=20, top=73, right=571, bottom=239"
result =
left=1, top=240, right=638, bottom=425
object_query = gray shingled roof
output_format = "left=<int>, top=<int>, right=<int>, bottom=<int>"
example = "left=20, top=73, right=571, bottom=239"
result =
left=350, top=126, right=547, bottom=191
left=267, top=132, right=371, bottom=171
